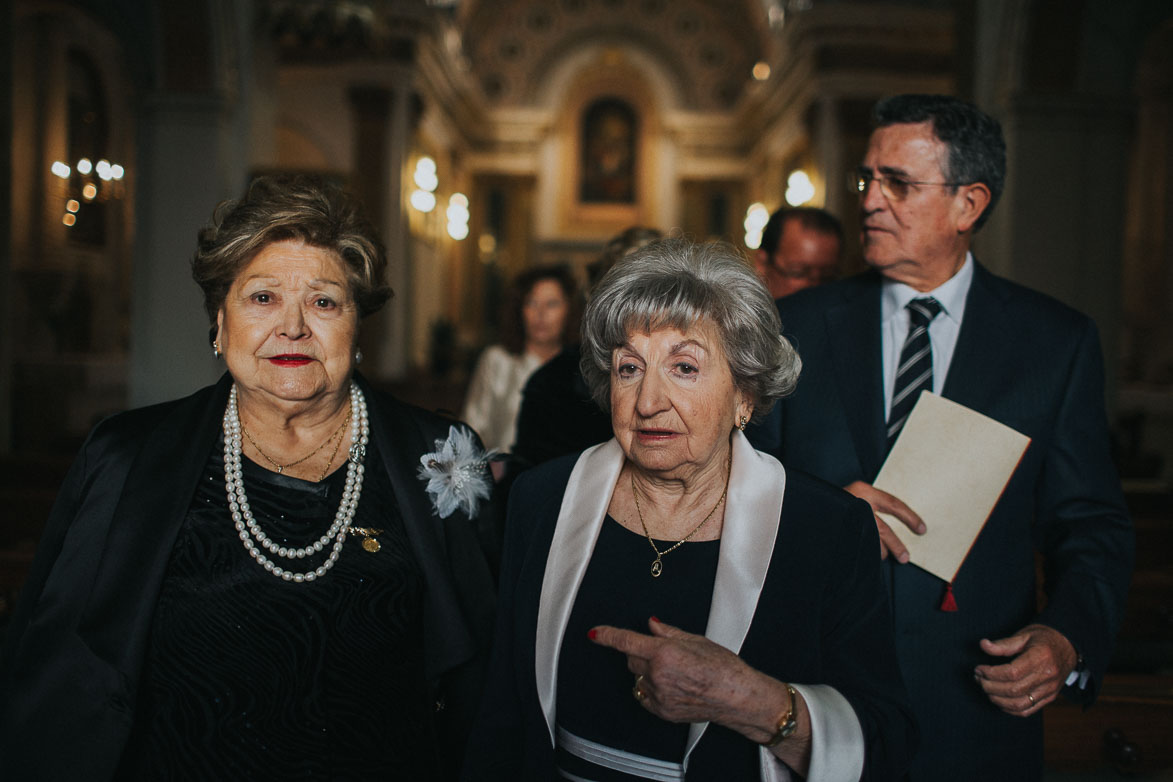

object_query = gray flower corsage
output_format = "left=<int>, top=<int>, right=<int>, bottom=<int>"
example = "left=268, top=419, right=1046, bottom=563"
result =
left=418, top=425, right=495, bottom=519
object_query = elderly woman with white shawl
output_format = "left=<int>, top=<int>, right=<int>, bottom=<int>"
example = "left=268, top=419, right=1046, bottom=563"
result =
left=463, top=238, right=916, bottom=781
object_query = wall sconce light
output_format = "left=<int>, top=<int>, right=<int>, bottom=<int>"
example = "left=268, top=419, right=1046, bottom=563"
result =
left=410, top=156, right=438, bottom=213
left=51, top=156, right=126, bottom=228
left=785, top=170, right=815, bottom=206
left=446, top=193, right=469, bottom=240
left=410, top=190, right=436, bottom=212
left=743, top=202, right=770, bottom=249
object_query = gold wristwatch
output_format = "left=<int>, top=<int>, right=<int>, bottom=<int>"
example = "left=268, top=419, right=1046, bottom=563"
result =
left=763, top=684, right=798, bottom=747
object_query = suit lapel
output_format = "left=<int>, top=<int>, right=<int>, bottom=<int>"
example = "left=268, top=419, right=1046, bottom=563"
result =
left=940, top=262, right=1013, bottom=413
left=683, top=432, right=786, bottom=761
left=826, top=276, right=888, bottom=478
left=535, top=439, right=625, bottom=742
left=79, top=375, right=231, bottom=669
left=826, top=267, right=1012, bottom=475
left=361, top=379, right=479, bottom=680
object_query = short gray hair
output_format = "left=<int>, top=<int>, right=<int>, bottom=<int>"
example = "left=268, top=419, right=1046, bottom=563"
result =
left=579, top=237, right=800, bottom=419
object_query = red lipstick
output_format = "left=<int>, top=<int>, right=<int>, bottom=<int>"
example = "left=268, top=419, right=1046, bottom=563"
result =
left=269, top=354, right=313, bottom=366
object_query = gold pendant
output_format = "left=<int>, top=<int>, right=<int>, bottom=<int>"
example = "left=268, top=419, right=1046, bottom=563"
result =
left=650, top=556, right=663, bottom=578
left=349, top=526, right=384, bottom=553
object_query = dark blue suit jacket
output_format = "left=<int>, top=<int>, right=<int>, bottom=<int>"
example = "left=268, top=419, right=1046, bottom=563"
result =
left=750, top=263, right=1134, bottom=781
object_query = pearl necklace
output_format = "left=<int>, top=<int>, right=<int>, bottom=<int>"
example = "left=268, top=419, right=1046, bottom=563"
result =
left=222, top=382, right=369, bottom=583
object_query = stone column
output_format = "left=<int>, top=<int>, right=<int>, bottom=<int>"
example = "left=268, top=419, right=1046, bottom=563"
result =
left=813, top=96, right=845, bottom=214
left=347, top=77, right=416, bottom=382
left=128, top=94, right=236, bottom=407
left=348, top=85, right=394, bottom=380
left=0, top=0, right=12, bottom=451
left=380, top=80, right=415, bottom=381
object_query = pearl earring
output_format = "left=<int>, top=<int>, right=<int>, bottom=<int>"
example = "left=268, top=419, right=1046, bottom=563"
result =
left=213, top=341, right=222, bottom=359
left=354, top=349, right=363, bottom=365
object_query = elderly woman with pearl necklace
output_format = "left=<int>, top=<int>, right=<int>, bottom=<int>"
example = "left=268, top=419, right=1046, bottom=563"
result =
left=0, top=175, right=498, bottom=781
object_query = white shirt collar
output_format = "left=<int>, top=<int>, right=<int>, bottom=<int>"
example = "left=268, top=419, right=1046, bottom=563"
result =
left=881, top=252, right=974, bottom=326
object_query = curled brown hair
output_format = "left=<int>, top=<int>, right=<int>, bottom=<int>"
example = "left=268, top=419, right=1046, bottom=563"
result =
left=191, top=174, right=391, bottom=340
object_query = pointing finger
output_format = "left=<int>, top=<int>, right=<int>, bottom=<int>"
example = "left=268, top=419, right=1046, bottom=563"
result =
left=589, top=625, right=658, bottom=659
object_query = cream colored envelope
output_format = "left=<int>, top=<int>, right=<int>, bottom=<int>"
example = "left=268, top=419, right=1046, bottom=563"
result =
left=874, top=391, right=1030, bottom=583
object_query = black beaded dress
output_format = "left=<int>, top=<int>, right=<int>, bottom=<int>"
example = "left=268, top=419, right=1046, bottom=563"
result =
left=117, top=437, right=437, bottom=780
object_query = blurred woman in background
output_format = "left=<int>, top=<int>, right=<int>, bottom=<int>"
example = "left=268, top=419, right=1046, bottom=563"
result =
left=462, top=265, right=579, bottom=453
left=512, top=227, right=662, bottom=468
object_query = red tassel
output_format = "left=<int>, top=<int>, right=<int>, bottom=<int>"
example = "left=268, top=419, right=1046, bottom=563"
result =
left=940, top=583, right=958, bottom=612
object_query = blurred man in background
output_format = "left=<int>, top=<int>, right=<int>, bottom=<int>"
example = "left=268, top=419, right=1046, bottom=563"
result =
left=753, top=206, right=843, bottom=299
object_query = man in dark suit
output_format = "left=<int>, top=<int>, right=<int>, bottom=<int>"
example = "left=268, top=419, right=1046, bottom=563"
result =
left=749, top=94, right=1133, bottom=780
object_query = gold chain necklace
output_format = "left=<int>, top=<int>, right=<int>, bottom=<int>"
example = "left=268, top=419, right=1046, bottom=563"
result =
left=631, top=453, right=731, bottom=578
left=314, top=411, right=351, bottom=481
left=241, top=408, right=351, bottom=481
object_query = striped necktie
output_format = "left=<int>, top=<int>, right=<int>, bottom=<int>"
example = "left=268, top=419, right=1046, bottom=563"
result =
left=887, top=297, right=942, bottom=449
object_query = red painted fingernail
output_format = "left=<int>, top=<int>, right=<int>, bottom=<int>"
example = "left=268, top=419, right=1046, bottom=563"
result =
left=587, top=628, right=598, bottom=640
left=650, top=616, right=660, bottom=623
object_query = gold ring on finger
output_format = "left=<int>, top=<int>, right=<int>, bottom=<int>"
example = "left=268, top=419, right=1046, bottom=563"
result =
left=632, top=675, right=647, bottom=702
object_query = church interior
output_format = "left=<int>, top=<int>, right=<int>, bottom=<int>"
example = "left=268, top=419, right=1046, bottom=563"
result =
left=2, top=0, right=1172, bottom=775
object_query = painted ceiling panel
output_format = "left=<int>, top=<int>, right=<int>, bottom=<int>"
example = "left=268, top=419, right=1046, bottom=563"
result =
left=462, top=0, right=767, bottom=110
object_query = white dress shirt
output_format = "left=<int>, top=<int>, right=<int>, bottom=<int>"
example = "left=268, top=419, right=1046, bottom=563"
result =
left=461, top=345, right=543, bottom=452
left=880, top=253, right=974, bottom=418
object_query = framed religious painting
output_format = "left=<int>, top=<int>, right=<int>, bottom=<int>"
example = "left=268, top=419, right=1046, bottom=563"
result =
left=579, top=98, right=637, bottom=204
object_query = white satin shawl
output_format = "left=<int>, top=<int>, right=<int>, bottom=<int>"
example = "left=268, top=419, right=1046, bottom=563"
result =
left=533, top=431, right=865, bottom=782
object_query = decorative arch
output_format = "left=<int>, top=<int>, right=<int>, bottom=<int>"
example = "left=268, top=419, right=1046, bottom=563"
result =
left=10, top=5, right=135, bottom=309
left=461, top=0, right=763, bottom=111
left=8, top=2, right=137, bottom=449
left=526, top=26, right=696, bottom=109
left=544, top=51, right=664, bottom=237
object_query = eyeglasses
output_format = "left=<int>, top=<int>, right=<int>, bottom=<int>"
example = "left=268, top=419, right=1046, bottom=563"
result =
left=768, top=258, right=837, bottom=284
left=853, top=168, right=963, bottom=202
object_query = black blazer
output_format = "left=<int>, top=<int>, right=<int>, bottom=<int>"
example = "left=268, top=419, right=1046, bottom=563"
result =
left=463, top=436, right=916, bottom=781
left=750, top=263, right=1134, bottom=780
left=0, top=373, right=498, bottom=781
